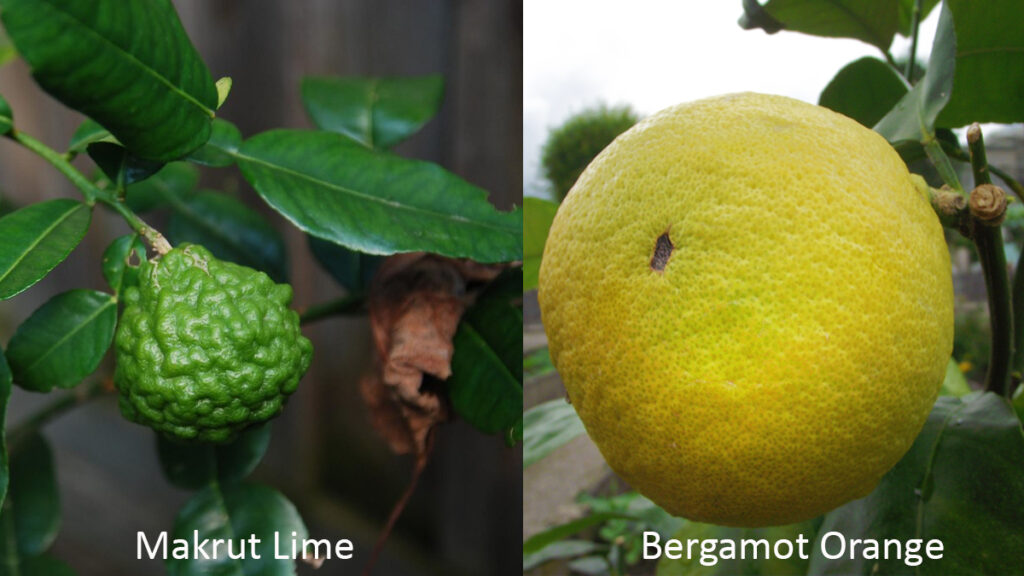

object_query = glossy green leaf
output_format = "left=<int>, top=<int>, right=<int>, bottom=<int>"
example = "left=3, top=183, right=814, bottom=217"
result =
left=808, top=392, right=1024, bottom=575
left=6, top=290, right=117, bottom=392
left=523, top=398, right=586, bottom=469
left=0, top=93, right=12, bottom=134
left=656, top=520, right=820, bottom=575
left=166, top=191, right=288, bottom=283
left=167, top=483, right=308, bottom=576
left=0, top=199, right=91, bottom=300
left=523, top=540, right=603, bottom=572
left=937, top=0, right=1024, bottom=126
left=186, top=118, right=242, bottom=168
left=124, top=162, right=199, bottom=213
left=739, top=0, right=899, bottom=51
left=0, top=434, right=60, bottom=558
left=524, top=513, right=638, bottom=556
left=157, top=423, right=272, bottom=490
left=301, top=75, right=444, bottom=150
left=941, top=357, right=971, bottom=397
left=524, top=197, right=558, bottom=291
left=236, top=130, right=522, bottom=263
left=102, top=234, right=146, bottom=295
left=307, top=235, right=381, bottom=293
left=449, top=270, right=523, bottom=441
left=0, top=0, right=217, bottom=160
left=87, top=142, right=166, bottom=188
left=819, top=57, right=908, bottom=128
left=0, top=352, right=10, bottom=511
left=68, top=118, right=115, bottom=154
left=874, top=3, right=955, bottom=143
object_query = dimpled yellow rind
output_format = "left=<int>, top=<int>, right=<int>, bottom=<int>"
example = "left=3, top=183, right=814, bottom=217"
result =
left=537, top=93, right=954, bottom=527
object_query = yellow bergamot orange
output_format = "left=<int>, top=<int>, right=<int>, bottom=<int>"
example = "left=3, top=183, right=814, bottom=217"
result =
left=537, top=92, right=953, bottom=527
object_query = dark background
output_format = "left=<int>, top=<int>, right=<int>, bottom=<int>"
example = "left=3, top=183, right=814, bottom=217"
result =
left=0, top=1, right=522, bottom=574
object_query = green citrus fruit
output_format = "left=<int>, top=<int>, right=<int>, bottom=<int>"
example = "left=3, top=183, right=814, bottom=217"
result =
left=114, top=244, right=313, bottom=443
left=537, top=93, right=953, bottom=527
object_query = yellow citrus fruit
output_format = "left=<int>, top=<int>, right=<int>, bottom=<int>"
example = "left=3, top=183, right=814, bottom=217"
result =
left=537, top=92, right=953, bottom=527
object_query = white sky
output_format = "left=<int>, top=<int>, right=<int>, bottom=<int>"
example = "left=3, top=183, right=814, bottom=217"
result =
left=523, top=1, right=939, bottom=199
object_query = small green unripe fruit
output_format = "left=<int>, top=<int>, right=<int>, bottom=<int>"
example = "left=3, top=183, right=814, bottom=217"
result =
left=114, top=244, right=313, bottom=443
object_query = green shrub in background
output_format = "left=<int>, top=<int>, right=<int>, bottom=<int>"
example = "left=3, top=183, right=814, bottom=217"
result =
left=541, top=104, right=639, bottom=201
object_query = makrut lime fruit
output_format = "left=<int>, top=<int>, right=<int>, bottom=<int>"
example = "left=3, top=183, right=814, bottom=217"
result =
left=114, top=244, right=313, bottom=443
left=538, top=93, right=953, bottom=527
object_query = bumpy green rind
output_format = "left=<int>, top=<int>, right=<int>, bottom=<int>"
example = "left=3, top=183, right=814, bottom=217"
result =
left=114, top=244, right=313, bottom=443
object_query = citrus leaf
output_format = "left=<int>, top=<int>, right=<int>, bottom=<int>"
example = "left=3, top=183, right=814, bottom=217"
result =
left=236, top=130, right=523, bottom=263
left=87, top=141, right=166, bottom=187
left=0, top=0, right=217, bottom=160
left=524, top=197, right=558, bottom=291
left=819, top=57, right=908, bottom=128
left=0, top=352, right=10, bottom=510
left=0, top=199, right=91, bottom=300
left=157, top=423, right=272, bottom=490
left=937, top=0, right=1024, bottom=126
left=808, top=392, right=1024, bottom=575
left=874, top=2, right=955, bottom=143
left=215, top=76, right=232, bottom=110
left=301, top=75, right=444, bottom=150
left=523, top=398, right=585, bottom=469
left=166, top=191, right=288, bottom=283
left=124, top=162, right=199, bottom=213
left=186, top=118, right=242, bottom=168
left=101, top=234, right=146, bottom=295
left=68, top=118, right=116, bottom=154
left=941, top=357, right=970, bottom=397
left=307, top=235, right=381, bottom=293
left=0, top=93, right=12, bottom=135
left=739, top=0, right=900, bottom=52
left=0, top=434, right=60, bottom=558
left=524, top=513, right=638, bottom=556
left=167, top=483, right=308, bottom=576
left=6, top=290, right=117, bottom=392
left=449, top=270, right=523, bottom=441
left=523, top=540, right=603, bottom=572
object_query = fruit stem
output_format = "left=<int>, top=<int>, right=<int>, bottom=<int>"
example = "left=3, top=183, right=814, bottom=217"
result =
left=967, top=124, right=1013, bottom=397
left=6, top=129, right=172, bottom=255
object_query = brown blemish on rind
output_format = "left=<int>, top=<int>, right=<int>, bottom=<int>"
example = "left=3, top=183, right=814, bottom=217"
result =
left=650, top=231, right=673, bottom=272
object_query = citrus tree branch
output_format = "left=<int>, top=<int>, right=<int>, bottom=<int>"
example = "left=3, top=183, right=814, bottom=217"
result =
left=966, top=123, right=1012, bottom=397
left=5, top=129, right=171, bottom=254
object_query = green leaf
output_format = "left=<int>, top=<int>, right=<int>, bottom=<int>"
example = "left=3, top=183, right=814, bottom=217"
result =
left=0, top=29, right=15, bottom=67
left=124, top=162, right=199, bottom=213
left=739, top=0, right=900, bottom=52
left=0, top=0, right=218, bottom=161
left=157, top=423, right=272, bottom=490
left=87, top=142, right=166, bottom=187
left=941, top=357, right=971, bottom=397
left=808, top=392, right=1024, bottom=575
left=236, top=130, right=522, bottom=263
left=215, top=77, right=232, bottom=110
left=819, top=57, right=908, bottom=128
left=68, top=118, right=115, bottom=154
left=937, top=0, right=1024, bottom=127
left=166, top=191, right=289, bottom=283
left=523, top=540, right=604, bottom=572
left=524, top=197, right=558, bottom=292
left=167, top=483, right=308, bottom=576
left=874, top=2, right=956, bottom=143
left=6, top=290, right=117, bottom=392
left=0, top=353, right=10, bottom=510
left=524, top=513, right=638, bottom=556
left=523, top=398, right=586, bottom=469
left=301, top=75, right=444, bottom=150
left=449, top=270, right=523, bottom=442
left=0, top=199, right=91, bottom=300
left=102, top=234, right=146, bottom=295
left=0, top=93, right=12, bottom=135
left=656, top=520, right=819, bottom=576
left=186, top=118, right=242, bottom=168
left=307, top=235, right=382, bottom=293
left=0, top=435, right=60, bottom=558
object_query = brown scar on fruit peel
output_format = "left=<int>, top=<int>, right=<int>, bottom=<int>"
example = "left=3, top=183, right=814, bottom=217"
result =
left=650, top=230, right=674, bottom=271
